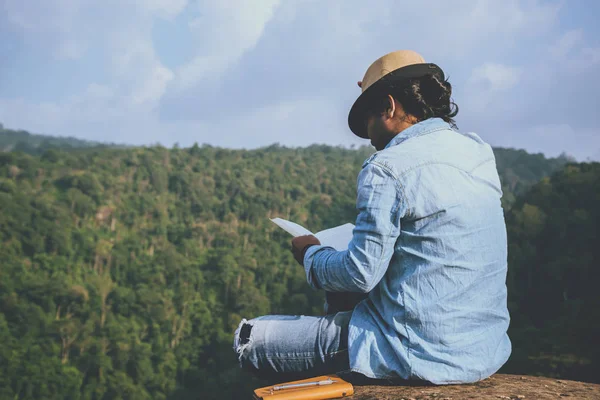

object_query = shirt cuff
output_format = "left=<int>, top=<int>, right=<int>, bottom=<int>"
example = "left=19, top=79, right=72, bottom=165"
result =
left=303, top=244, right=334, bottom=290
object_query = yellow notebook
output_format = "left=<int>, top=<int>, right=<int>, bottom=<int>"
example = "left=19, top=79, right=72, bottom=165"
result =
left=253, top=375, right=354, bottom=400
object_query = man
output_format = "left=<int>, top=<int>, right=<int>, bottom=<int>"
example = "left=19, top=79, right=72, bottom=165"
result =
left=233, top=50, right=511, bottom=385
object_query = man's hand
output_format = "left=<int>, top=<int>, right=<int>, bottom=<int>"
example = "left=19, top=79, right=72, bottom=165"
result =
left=291, top=235, right=321, bottom=266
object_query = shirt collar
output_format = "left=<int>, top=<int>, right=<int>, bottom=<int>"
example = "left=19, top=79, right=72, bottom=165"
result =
left=384, top=117, right=451, bottom=150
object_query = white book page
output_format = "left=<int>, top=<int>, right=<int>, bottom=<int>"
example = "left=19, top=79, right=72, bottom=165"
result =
left=270, top=218, right=313, bottom=237
left=315, top=223, right=355, bottom=251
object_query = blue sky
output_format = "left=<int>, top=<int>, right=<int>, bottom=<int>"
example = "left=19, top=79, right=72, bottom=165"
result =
left=1, top=0, right=599, bottom=160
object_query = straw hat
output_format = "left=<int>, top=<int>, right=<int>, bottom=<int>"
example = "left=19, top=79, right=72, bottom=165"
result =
left=348, top=50, right=444, bottom=138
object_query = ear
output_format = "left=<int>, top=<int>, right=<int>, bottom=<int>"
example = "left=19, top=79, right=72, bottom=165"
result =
left=385, top=94, right=396, bottom=119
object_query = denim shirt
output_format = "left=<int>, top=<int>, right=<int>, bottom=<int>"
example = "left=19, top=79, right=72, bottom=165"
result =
left=304, top=118, right=511, bottom=384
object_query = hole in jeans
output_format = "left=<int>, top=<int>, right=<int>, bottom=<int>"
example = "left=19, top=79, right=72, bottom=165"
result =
left=239, top=323, right=252, bottom=345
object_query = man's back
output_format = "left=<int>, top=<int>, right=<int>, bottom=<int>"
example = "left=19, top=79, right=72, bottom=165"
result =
left=347, top=117, right=512, bottom=384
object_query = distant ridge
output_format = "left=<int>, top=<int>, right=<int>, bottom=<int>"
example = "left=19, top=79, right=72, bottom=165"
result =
left=0, top=122, right=570, bottom=206
left=0, top=122, right=125, bottom=155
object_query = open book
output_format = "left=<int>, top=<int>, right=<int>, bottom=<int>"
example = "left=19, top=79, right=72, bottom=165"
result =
left=270, top=218, right=354, bottom=251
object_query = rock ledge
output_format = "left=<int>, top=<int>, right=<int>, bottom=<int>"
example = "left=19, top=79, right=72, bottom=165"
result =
left=353, top=374, right=600, bottom=400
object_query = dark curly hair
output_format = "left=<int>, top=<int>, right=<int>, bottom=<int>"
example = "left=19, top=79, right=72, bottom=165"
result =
left=367, top=74, right=459, bottom=129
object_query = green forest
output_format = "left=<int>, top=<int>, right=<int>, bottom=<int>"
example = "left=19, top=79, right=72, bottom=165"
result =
left=0, top=124, right=120, bottom=155
left=0, top=126, right=598, bottom=399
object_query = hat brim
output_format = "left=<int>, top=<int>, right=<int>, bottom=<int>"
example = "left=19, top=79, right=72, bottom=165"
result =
left=348, top=63, right=444, bottom=139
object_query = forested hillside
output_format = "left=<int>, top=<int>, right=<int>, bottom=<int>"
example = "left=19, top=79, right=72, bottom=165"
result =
left=503, top=162, right=600, bottom=383
left=492, top=147, right=571, bottom=206
left=0, top=123, right=118, bottom=155
left=1, top=122, right=569, bottom=203
left=0, top=140, right=592, bottom=399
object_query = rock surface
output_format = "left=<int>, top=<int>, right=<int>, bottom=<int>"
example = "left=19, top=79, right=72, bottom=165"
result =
left=352, top=374, right=600, bottom=399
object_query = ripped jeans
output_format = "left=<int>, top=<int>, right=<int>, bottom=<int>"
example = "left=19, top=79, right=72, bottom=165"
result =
left=233, top=292, right=367, bottom=381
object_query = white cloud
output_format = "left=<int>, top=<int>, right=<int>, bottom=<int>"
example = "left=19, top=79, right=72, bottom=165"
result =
left=368, top=0, right=560, bottom=60
left=171, top=0, right=280, bottom=92
left=132, top=65, right=175, bottom=106
left=136, top=0, right=188, bottom=19
left=461, top=63, right=522, bottom=113
left=547, top=29, right=600, bottom=73
left=550, top=29, right=584, bottom=59
left=105, top=30, right=174, bottom=107
left=2, top=0, right=87, bottom=59
left=3, top=0, right=81, bottom=32
left=469, top=63, right=522, bottom=92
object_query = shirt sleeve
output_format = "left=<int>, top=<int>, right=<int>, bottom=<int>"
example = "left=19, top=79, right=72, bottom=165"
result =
left=303, top=161, right=405, bottom=293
